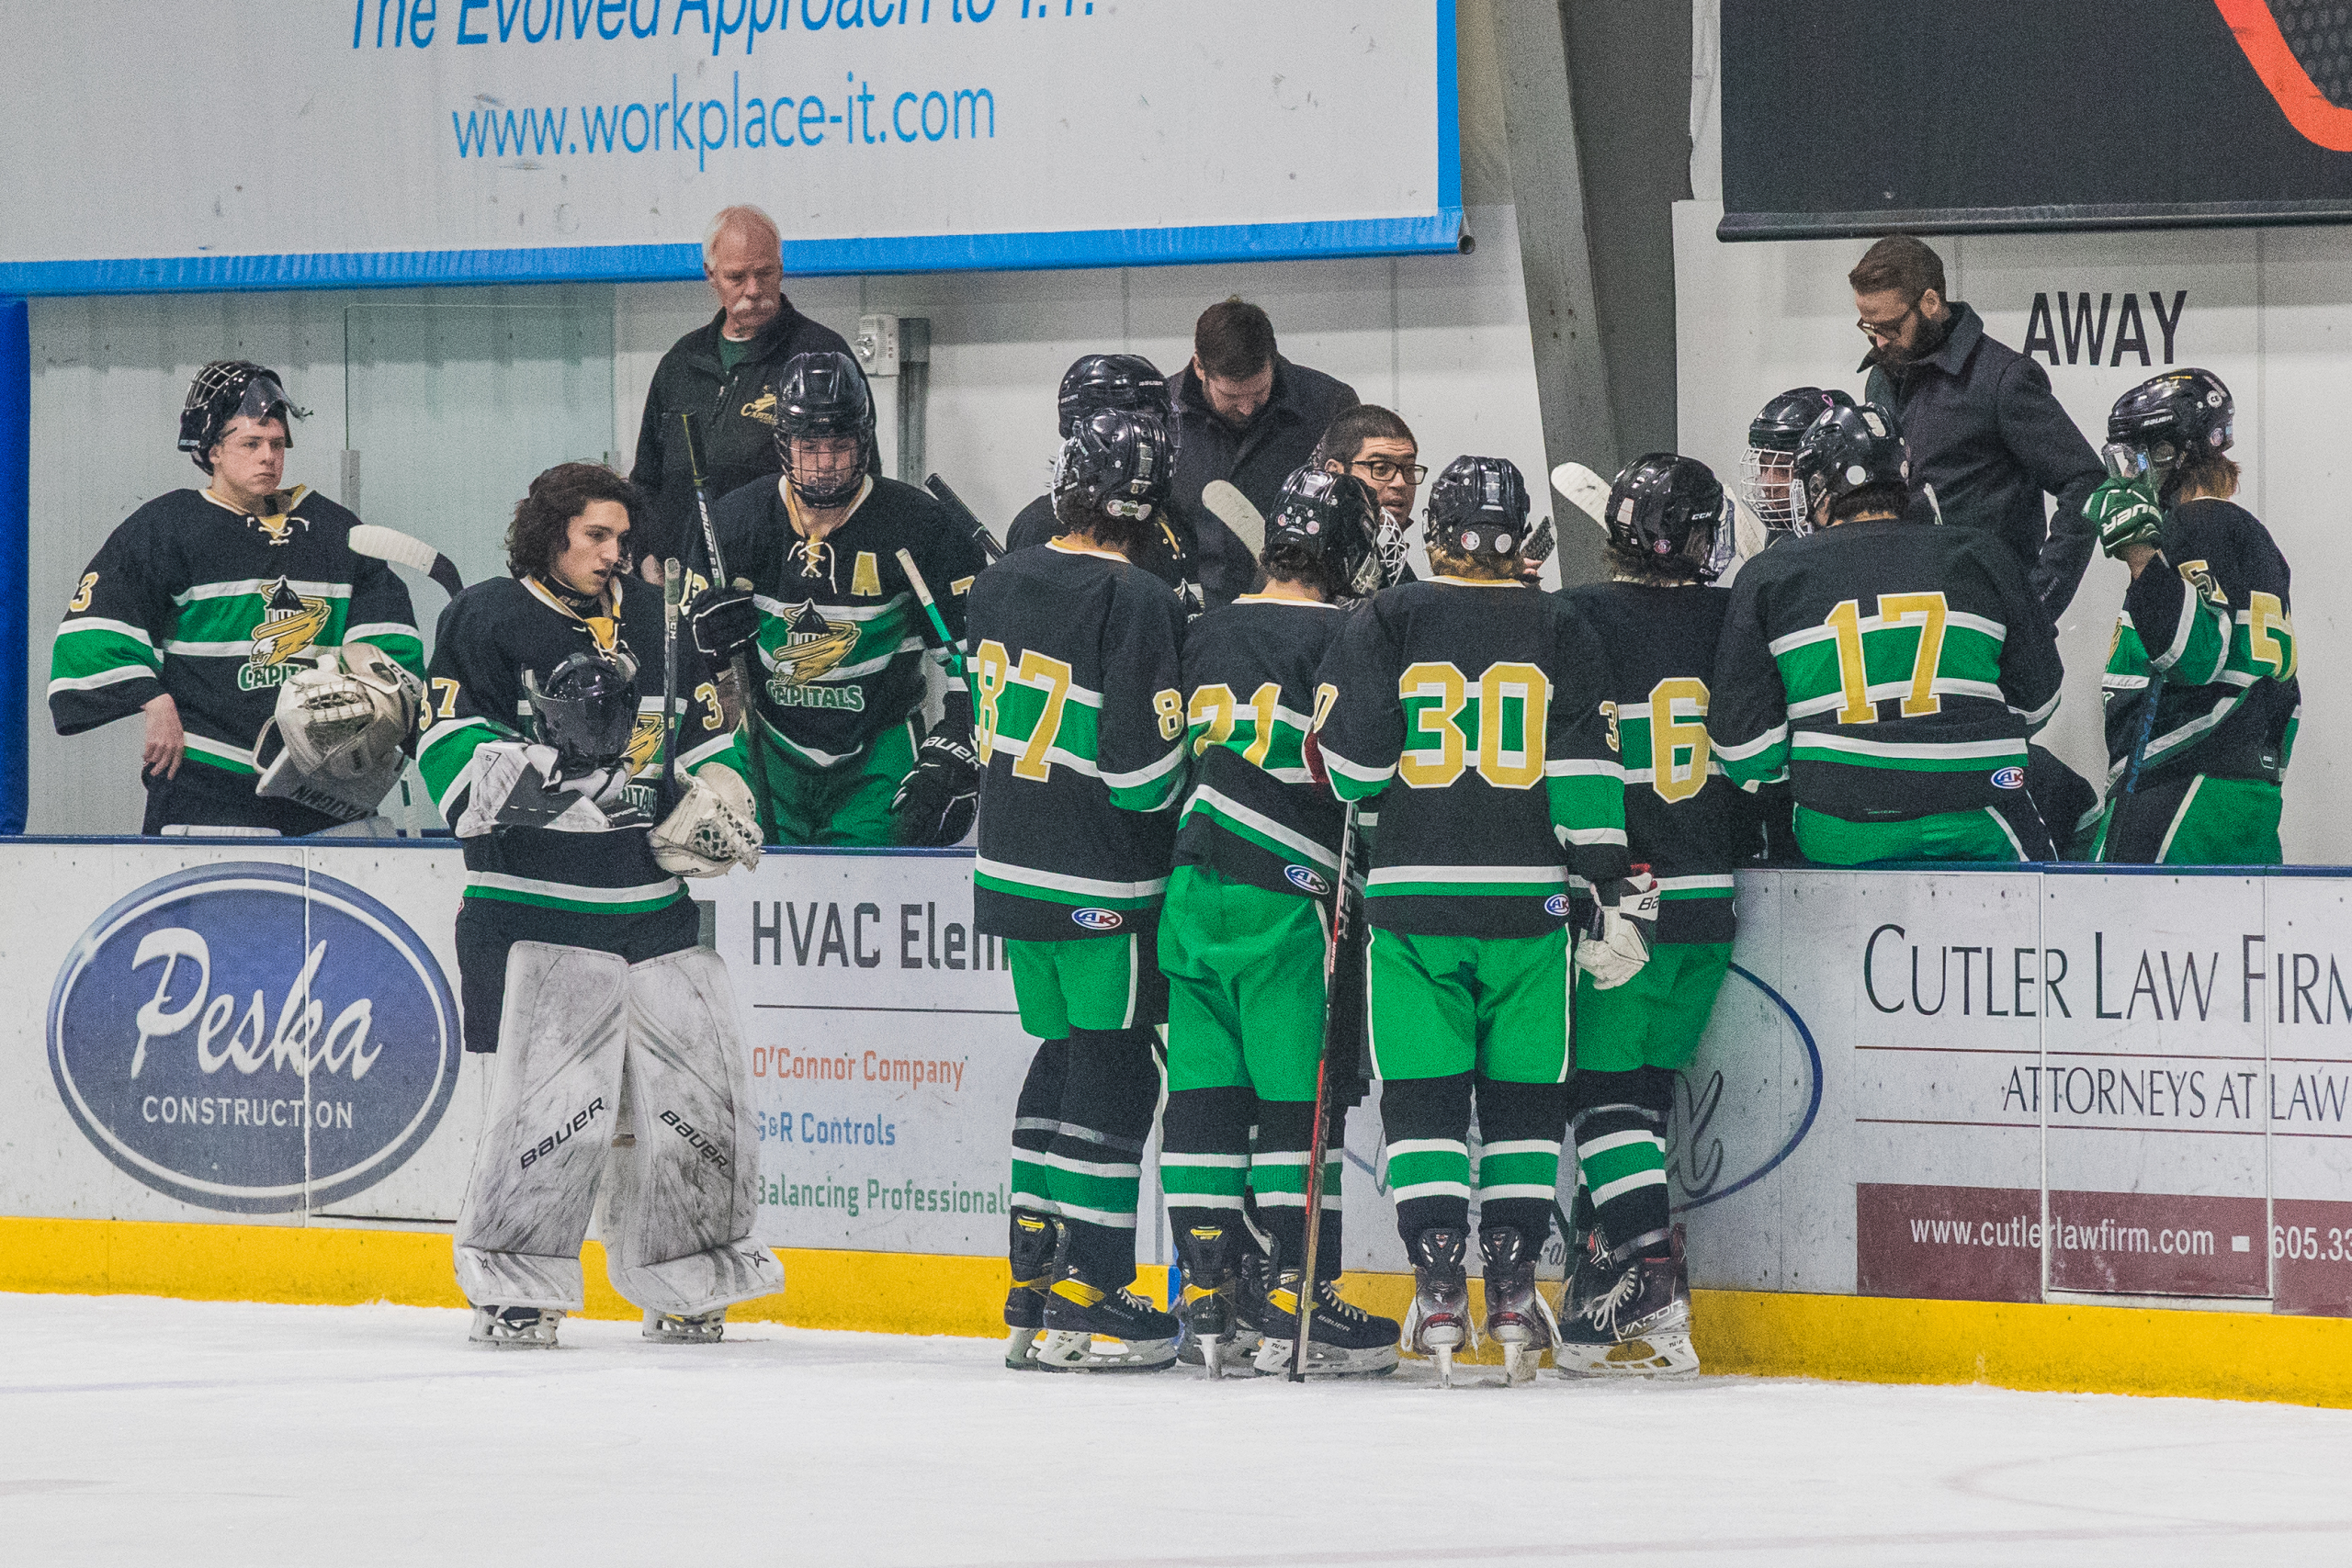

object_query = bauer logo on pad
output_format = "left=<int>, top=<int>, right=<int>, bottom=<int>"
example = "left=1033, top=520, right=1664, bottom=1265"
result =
left=47, top=861, right=460, bottom=1214
left=1070, top=908, right=1125, bottom=931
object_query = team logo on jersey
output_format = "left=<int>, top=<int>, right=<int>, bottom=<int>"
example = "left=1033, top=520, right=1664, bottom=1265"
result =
left=1544, top=894, right=1572, bottom=918
left=238, top=577, right=333, bottom=692
left=624, top=711, right=666, bottom=775
left=1284, top=865, right=1331, bottom=897
left=1990, top=766, right=2027, bottom=791
left=740, top=389, right=780, bottom=426
left=1071, top=908, right=1125, bottom=931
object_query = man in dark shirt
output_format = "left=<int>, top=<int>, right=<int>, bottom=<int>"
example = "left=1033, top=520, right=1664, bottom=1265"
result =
left=1166, top=299, right=1358, bottom=607
left=628, top=205, right=850, bottom=575
left=1853, top=236, right=2104, bottom=619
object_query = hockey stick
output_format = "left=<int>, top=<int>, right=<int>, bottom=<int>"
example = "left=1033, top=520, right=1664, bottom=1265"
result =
left=680, top=412, right=774, bottom=840
left=1201, top=479, right=1267, bottom=558
left=1549, top=462, right=1611, bottom=530
left=923, top=473, right=1005, bottom=563
left=348, top=524, right=464, bottom=599
left=894, top=548, right=971, bottom=693
left=1289, top=799, right=1362, bottom=1383
left=661, top=558, right=684, bottom=813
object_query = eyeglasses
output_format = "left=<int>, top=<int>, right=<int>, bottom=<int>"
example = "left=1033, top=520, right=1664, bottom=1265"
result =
left=1352, top=457, right=1429, bottom=484
left=1857, top=299, right=1920, bottom=343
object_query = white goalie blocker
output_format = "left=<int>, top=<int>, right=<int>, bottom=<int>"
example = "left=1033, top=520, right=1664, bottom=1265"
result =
left=253, top=642, right=424, bottom=825
left=453, top=942, right=782, bottom=1318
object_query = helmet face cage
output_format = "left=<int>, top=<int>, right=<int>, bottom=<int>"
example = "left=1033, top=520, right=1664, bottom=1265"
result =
left=177, top=361, right=300, bottom=473
left=1426, top=457, right=1531, bottom=560
left=775, top=352, right=876, bottom=508
left=1739, top=445, right=1809, bottom=536
left=523, top=650, right=640, bottom=769
left=1057, top=354, right=1169, bottom=439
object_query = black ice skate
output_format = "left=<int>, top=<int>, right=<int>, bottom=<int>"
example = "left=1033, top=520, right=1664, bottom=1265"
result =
left=1404, top=1226, right=1473, bottom=1388
left=1478, top=1225, right=1560, bottom=1384
left=469, top=1305, right=561, bottom=1348
left=1555, top=1241, right=1695, bottom=1380
left=1002, top=1211, right=1065, bottom=1371
left=1252, top=1268, right=1401, bottom=1378
left=1172, top=1224, right=1250, bottom=1377
left=642, top=1308, right=727, bottom=1344
left=1035, top=1266, right=1180, bottom=1373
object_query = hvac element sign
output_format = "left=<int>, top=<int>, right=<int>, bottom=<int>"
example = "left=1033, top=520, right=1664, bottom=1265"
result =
left=48, top=863, right=460, bottom=1213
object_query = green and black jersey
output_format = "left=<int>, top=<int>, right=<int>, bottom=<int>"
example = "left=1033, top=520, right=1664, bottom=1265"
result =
left=1711, top=516, right=2063, bottom=832
left=2101, top=497, right=2297, bottom=793
left=1174, top=593, right=1351, bottom=899
left=694, top=474, right=985, bottom=770
left=49, top=487, right=424, bottom=775
left=1559, top=581, right=1759, bottom=945
left=967, top=542, right=1189, bottom=941
left=1313, top=576, right=1631, bottom=939
left=417, top=574, right=727, bottom=918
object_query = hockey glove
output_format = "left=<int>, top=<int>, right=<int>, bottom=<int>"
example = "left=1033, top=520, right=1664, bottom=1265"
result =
left=652, top=762, right=763, bottom=875
left=1575, top=869, right=1659, bottom=990
left=456, top=742, right=632, bottom=839
left=690, top=583, right=763, bottom=667
left=2086, top=475, right=2165, bottom=560
left=890, top=712, right=982, bottom=846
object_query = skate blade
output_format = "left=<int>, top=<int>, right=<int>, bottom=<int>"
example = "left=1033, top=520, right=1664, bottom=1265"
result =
left=1035, top=1328, right=1178, bottom=1373
left=1554, top=1333, right=1699, bottom=1380
left=1435, top=1343, right=1454, bottom=1389
left=642, top=1314, right=725, bottom=1345
left=1002, top=1325, right=1046, bottom=1371
left=1252, top=1337, right=1400, bottom=1379
left=1501, top=1339, right=1545, bottom=1385
left=469, top=1319, right=561, bottom=1349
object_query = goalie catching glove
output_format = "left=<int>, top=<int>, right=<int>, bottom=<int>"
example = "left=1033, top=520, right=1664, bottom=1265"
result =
left=1575, top=869, right=1659, bottom=990
left=456, top=742, right=636, bottom=838
left=889, top=709, right=981, bottom=847
left=253, top=643, right=424, bottom=822
left=652, top=763, right=763, bottom=876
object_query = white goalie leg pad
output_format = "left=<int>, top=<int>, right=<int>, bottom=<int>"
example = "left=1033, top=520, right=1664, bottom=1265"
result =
left=453, top=942, right=629, bottom=1312
left=602, top=946, right=784, bottom=1315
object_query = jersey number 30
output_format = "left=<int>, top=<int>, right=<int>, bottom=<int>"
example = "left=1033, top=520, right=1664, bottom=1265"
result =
left=1398, top=660, right=1549, bottom=789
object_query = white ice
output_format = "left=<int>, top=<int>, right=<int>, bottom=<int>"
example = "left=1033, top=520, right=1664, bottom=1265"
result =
left=5, top=1292, right=2350, bottom=1566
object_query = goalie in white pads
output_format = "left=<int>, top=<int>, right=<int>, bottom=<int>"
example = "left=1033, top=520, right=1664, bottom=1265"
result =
left=416, top=463, right=773, bottom=1348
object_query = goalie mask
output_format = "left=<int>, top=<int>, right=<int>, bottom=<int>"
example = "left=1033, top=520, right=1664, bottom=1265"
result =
left=1742, top=387, right=1854, bottom=538
left=775, top=351, right=876, bottom=509
left=1605, top=454, right=1729, bottom=581
left=1263, top=464, right=1385, bottom=599
left=1792, top=401, right=1908, bottom=527
left=1056, top=408, right=1173, bottom=524
left=2105, top=368, right=2233, bottom=492
left=1426, top=456, right=1532, bottom=563
left=1057, top=354, right=1170, bottom=439
left=178, top=361, right=304, bottom=474
left=522, top=650, right=640, bottom=771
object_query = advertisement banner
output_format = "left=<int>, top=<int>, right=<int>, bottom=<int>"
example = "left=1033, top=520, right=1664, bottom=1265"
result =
left=1, top=1, right=1461, bottom=295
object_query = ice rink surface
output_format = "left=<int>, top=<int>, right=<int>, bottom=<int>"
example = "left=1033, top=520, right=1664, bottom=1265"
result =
left=6, top=1293, right=2352, bottom=1566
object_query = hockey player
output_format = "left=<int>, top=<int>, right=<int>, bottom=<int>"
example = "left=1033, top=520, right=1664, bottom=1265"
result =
left=1313, top=456, right=1653, bottom=1384
left=1712, top=402, right=2064, bottom=864
left=1159, top=465, right=1401, bottom=1379
left=2085, top=369, right=2297, bottom=864
left=968, top=408, right=1190, bottom=1373
left=1740, top=388, right=1855, bottom=544
left=686, top=351, right=988, bottom=847
left=1002, top=354, right=1195, bottom=597
left=417, top=462, right=774, bottom=1348
left=1553, top=455, right=1755, bottom=1379
left=50, top=361, right=425, bottom=834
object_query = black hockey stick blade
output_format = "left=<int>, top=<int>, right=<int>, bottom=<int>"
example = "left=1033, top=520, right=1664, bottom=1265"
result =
left=924, top=473, right=1004, bottom=562
left=348, top=524, right=463, bottom=599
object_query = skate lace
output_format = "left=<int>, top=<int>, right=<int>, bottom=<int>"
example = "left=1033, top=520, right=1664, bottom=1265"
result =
left=1583, top=1268, right=1640, bottom=1335
left=1316, top=1280, right=1371, bottom=1325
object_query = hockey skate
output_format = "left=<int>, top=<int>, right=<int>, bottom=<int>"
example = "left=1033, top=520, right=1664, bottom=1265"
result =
left=1252, top=1268, right=1401, bottom=1379
left=469, top=1305, right=561, bottom=1348
left=1403, top=1226, right=1473, bottom=1388
left=1171, top=1224, right=1250, bottom=1378
left=1555, top=1241, right=1696, bottom=1380
left=642, top=1308, right=727, bottom=1344
left=1478, top=1225, right=1560, bottom=1385
left=1002, top=1211, right=1065, bottom=1371
left=1035, top=1266, right=1181, bottom=1373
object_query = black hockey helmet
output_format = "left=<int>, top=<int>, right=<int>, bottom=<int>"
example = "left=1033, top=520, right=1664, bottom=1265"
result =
left=1057, top=354, right=1170, bottom=439
left=1426, top=456, right=1532, bottom=561
left=1745, top=388, right=1856, bottom=536
left=1056, top=407, right=1173, bottom=523
left=521, top=649, right=640, bottom=770
left=1263, top=464, right=1385, bottom=599
left=1792, top=401, right=1908, bottom=526
left=2106, top=368, right=2233, bottom=478
left=775, top=350, right=876, bottom=508
left=178, top=361, right=302, bottom=473
left=1605, top=454, right=1728, bottom=581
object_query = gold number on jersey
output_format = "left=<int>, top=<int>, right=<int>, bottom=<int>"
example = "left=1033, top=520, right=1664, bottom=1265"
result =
left=2249, top=591, right=2296, bottom=677
left=1823, top=592, right=1949, bottom=725
left=1396, top=660, right=1549, bottom=790
left=1311, top=682, right=1339, bottom=732
left=974, top=640, right=1009, bottom=761
left=1189, top=684, right=1237, bottom=756
left=1154, top=687, right=1185, bottom=743
left=1013, top=649, right=1074, bottom=780
left=67, top=572, right=97, bottom=613
left=1398, top=662, right=1468, bottom=786
left=1241, top=682, right=1280, bottom=767
left=1648, top=677, right=1712, bottom=804
left=695, top=681, right=721, bottom=730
